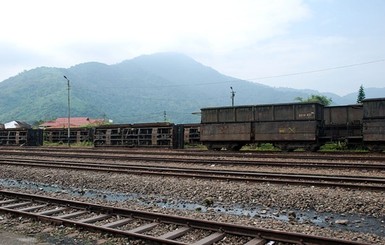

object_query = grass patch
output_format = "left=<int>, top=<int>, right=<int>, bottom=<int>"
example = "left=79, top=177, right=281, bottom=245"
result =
left=43, top=141, right=94, bottom=147
left=241, top=143, right=280, bottom=151
left=184, top=144, right=207, bottom=150
left=319, top=142, right=369, bottom=152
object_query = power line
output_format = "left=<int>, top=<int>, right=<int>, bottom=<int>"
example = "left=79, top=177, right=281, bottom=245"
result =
left=246, top=58, right=385, bottom=81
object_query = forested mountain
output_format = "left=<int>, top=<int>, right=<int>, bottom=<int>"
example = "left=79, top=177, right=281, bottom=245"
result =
left=0, top=52, right=383, bottom=124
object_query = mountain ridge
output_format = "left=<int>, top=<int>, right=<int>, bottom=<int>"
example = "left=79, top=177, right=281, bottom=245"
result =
left=0, top=52, right=383, bottom=124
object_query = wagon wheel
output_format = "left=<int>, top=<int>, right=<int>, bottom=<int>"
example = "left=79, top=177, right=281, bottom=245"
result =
left=306, top=144, right=320, bottom=152
left=366, top=144, right=384, bottom=153
left=205, top=143, right=221, bottom=151
left=227, top=143, right=243, bottom=151
left=276, top=143, right=290, bottom=152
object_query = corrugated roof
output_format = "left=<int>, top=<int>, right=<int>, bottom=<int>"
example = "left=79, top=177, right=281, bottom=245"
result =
left=40, top=117, right=105, bottom=128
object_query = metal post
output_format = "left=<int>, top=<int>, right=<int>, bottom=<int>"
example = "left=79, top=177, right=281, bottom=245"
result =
left=63, top=76, right=71, bottom=147
left=230, top=87, right=235, bottom=106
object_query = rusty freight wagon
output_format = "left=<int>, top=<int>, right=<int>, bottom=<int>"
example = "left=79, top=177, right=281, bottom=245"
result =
left=200, top=102, right=324, bottom=151
left=93, top=122, right=176, bottom=148
left=322, top=104, right=363, bottom=145
left=43, top=127, right=93, bottom=145
left=0, top=128, right=43, bottom=146
left=362, top=98, right=385, bottom=151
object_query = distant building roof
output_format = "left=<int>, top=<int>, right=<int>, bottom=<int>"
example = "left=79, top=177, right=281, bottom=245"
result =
left=4, top=121, right=31, bottom=129
left=40, top=117, right=105, bottom=128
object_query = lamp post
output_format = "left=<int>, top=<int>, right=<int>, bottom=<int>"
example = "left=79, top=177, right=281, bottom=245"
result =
left=230, top=87, right=235, bottom=106
left=63, top=76, right=71, bottom=147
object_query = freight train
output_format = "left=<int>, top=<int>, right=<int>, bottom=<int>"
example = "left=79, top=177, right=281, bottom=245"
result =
left=200, top=97, right=385, bottom=151
left=42, top=122, right=201, bottom=149
left=0, top=128, right=43, bottom=146
left=1, top=97, right=384, bottom=151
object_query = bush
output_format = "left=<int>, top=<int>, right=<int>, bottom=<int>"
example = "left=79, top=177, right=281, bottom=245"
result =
left=320, top=142, right=347, bottom=151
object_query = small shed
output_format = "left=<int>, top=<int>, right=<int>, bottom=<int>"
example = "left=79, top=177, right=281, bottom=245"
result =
left=4, top=121, right=31, bottom=129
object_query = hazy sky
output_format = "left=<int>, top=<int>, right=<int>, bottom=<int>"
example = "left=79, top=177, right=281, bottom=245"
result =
left=1, top=0, right=384, bottom=96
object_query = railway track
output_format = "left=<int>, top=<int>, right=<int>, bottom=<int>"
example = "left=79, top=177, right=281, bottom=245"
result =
left=2, top=147, right=385, bottom=162
left=1, top=149, right=385, bottom=170
left=0, top=190, right=368, bottom=245
left=1, top=157, right=385, bottom=190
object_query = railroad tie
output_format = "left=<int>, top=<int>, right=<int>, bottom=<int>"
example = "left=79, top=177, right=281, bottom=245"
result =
left=100, top=218, right=133, bottom=228
left=191, top=232, right=225, bottom=245
left=1, top=201, right=32, bottom=209
left=56, top=210, right=88, bottom=219
left=37, top=207, right=69, bottom=216
left=128, top=222, right=159, bottom=234
left=0, top=199, right=17, bottom=205
left=244, top=238, right=267, bottom=245
left=158, top=226, right=191, bottom=240
left=18, top=204, right=47, bottom=212
left=77, top=214, right=111, bottom=223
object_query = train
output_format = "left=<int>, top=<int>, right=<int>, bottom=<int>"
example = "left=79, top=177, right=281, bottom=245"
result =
left=0, top=97, right=384, bottom=152
left=0, top=123, right=200, bottom=149
left=200, top=97, right=385, bottom=152
left=0, top=128, right=43, bottom=146
left=41, top=122, right=201, bottom=149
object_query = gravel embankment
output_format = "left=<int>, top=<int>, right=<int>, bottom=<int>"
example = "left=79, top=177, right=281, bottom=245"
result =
left=1, top=163, right=384, bottom=244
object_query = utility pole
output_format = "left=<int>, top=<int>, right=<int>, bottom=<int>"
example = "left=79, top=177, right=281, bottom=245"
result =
left=63, top=76, right=71, bottom=147
left=230, top=87, right=236, bottom=106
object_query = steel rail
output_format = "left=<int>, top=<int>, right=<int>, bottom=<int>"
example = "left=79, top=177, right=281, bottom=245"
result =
left=2, top=147, right=385, bottom=162
left=0, top=190, right=369, bottom=245
left=1, top=158, right=385, bottom=191
left=1, top=150, right=385, bottom=170
left=2, top=156, right=385, bottom=182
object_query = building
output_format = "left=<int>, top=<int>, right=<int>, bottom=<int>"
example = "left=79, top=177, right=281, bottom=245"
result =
left=40, top=117, right=105, bottom=128
left=3, top=121, right=31, bottom=129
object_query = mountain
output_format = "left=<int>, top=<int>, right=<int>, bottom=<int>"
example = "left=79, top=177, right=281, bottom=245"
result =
left=0, top=52, right=384, bottom=124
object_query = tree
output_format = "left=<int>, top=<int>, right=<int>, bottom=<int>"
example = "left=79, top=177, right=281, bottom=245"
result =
left=294, top=94, right=332, bottom=106
left=357, top=84, right=366, bottom=103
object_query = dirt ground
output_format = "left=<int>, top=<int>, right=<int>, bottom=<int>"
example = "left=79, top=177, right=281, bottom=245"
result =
left=0, top=230, right=43, bottom=245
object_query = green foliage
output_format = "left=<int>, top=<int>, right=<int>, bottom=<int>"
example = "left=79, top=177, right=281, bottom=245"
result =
left=320, top=142, right=347, bottom=151
left=319, top=142, right=369, bottom=152
left=203, top=197, right=214, bottom=207
left=242, top=143, right=280, bottom=151
left=294, top=94, right=333, bottom=106
left=43, top=141, right=93, bottom=147
left=184, top=143, right=207, bottom=149
left=71, top=141, right=94, bottom=147
left=3, top=53, right=366, bottom=125
left=357, top=84, right=366, bottom=103
left=81, top=122, right=111, bottom=129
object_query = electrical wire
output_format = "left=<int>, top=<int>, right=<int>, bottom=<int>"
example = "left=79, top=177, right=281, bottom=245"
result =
left=245, top=58, right=385, bottom=81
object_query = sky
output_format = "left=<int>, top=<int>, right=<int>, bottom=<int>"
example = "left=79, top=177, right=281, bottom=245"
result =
left=1, top=0, right=384, bottom=96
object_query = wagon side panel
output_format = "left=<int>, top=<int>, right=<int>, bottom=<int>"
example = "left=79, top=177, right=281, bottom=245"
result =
left=200, top=123, right=251, bottom=141
left=254, top=121, right=319, bottom=141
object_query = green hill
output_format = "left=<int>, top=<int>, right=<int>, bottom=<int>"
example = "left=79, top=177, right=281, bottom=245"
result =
left=0, top=52, right=383, bottom=125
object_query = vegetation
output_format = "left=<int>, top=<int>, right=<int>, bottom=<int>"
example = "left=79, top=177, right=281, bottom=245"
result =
left=2, top=53, right=382, bottom=125
left=319, top=142, right=348, bottom=151
left=43, top=141, right=94, bottom=147
left=241, top=142, right=369, bottom=152
left=241, top=143, right=280, bottom=151
left=319, top=142, right=368, bottom=152
left=184, top=143, right=207, bottom=149
left=294, top=94, right=333, bottom=106
left=357, top=84, right=366, bottom=103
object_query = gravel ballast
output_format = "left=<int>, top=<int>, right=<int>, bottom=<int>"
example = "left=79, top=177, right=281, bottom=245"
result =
left=1, top=162, right=384, bottom=244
